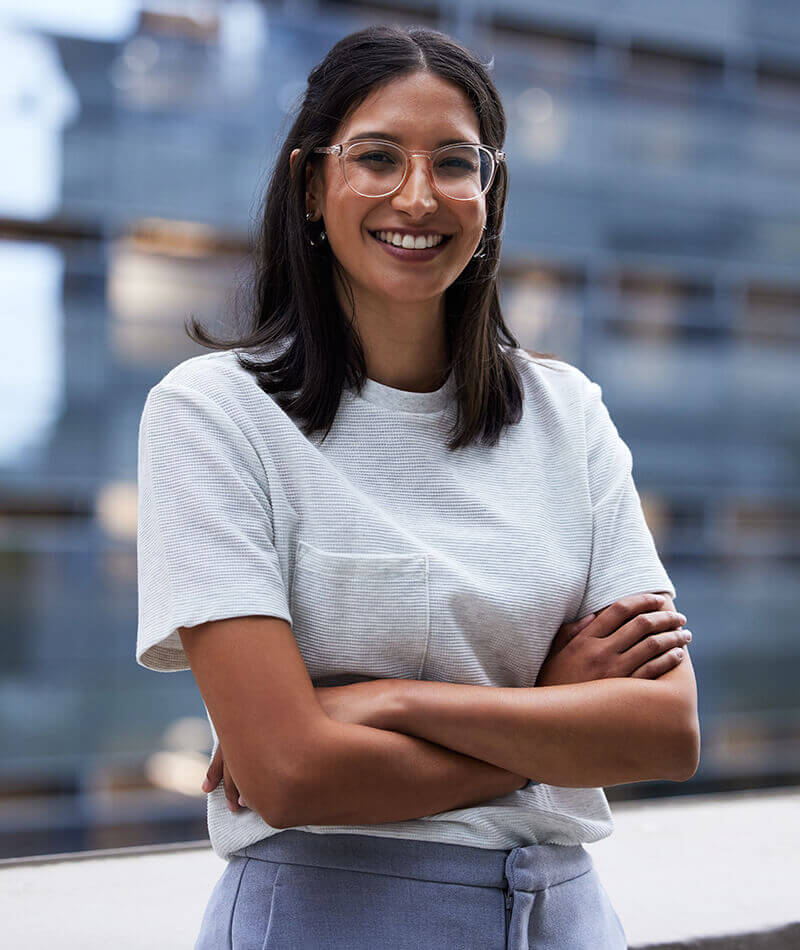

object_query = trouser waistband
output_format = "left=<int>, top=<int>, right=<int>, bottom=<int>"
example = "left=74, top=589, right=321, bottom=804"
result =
left=232, top=830, right=593, bottom=894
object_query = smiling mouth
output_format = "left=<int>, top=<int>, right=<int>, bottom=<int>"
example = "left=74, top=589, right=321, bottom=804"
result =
left=368, top=230, right=454, bottom=249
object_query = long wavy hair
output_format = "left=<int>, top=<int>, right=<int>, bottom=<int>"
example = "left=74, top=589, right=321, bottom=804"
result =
left=186, top=23, right=560, bottom=450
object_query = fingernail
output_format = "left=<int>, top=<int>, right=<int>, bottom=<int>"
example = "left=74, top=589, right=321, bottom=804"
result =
left=201, top=778, right=211, bottom=792
left=238, top=795, right=245, bottom=806
left=683, top=631, right=692, bottom=641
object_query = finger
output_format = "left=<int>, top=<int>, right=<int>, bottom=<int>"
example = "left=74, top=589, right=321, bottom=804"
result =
left=223, top=761, right=241, bottom=813
left=619, top=628, right=692, bottom=674
left=612, top=610, right=687, bottom=653
left=202, top=744, right=223, bottom=793
left=580, top=596, right=659, bottom=639
left=587, top=593, right=669, bottom=639
left=630, top=645, right=687, bottom=679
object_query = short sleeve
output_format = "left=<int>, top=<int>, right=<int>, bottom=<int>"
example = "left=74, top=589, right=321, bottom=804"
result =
left=135, top=383, right=292, bottom=672
left=576, top=378, right=676, bottom=617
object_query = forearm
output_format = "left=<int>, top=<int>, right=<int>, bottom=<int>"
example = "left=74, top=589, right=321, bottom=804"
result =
left=385, top=678, right=697, bottom=788
left=272, top=719, right=527, bottom=829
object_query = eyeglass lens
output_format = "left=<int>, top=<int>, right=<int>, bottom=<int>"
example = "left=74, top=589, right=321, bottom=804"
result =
left=343, top=142, right=494, bottom=199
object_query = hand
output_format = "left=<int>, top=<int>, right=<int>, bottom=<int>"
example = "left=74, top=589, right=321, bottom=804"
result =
left=201, top=680, right=401, bottom=810
left=535, top=592, right=692, bottom=688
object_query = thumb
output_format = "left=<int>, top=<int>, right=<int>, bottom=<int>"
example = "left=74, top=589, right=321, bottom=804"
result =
left=574, top=612, right=597, bottom=632
left=557, top=612, right=596, bottom=645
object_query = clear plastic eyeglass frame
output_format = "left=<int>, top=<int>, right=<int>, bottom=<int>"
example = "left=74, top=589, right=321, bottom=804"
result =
left=312, top=139, right=506, bottom=201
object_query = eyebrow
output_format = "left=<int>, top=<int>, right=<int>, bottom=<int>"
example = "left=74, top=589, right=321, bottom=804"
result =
left=345, top=131, right=480, bottom=147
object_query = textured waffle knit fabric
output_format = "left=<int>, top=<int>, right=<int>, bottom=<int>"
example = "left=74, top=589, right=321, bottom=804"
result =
left=135, top=344, right=675, bottom=861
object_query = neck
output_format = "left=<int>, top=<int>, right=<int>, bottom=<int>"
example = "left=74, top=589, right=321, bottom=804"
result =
left=335, top=275, right=450, bottom=393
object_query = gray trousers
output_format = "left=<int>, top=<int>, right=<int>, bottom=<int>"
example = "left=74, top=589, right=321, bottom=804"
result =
left=195, top=829, right=627, bottom=948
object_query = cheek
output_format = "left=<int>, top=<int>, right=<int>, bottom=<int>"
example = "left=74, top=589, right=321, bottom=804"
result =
left=452, top=205, right=485, bottom=241
left=323, top=197, right=371, bottom=244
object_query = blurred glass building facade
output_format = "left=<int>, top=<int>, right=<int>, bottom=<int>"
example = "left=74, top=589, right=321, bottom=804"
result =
left=1, top=0, right=798, bottom=858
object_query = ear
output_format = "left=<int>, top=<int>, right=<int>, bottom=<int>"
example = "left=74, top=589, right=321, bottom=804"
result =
left=289, top=147, right=324, bottom=218
left=305, top=160, right=324, bottom=217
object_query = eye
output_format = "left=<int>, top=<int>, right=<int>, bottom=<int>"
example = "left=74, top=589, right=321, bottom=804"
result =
left=438, top=157, right=475, bottom=170
left=434, top=148, right=480, bottom=176
left=354, top=150, right=399, bottom=166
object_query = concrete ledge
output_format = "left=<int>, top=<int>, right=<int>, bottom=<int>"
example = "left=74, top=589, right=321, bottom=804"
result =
left=1, top=788, right=798, bottom=948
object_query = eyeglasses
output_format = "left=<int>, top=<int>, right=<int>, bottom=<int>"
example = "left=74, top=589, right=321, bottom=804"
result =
left=312, top=139, right=506, bottom=201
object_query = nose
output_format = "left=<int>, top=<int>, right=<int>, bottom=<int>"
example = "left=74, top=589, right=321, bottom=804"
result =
left=391, top=155, right=438, bottom=215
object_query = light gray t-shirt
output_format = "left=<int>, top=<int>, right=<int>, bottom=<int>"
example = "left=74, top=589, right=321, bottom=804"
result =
left=136, top=344, right=675, bottom=861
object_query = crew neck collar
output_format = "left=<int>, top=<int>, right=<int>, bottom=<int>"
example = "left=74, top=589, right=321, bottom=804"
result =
left=349, top=367, right=456, bottom=414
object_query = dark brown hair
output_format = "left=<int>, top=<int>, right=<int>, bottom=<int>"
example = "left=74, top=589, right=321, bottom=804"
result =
left=186, top=23, right=560, bottom=450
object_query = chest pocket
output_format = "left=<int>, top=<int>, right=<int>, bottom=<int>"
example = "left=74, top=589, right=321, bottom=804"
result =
left=289, top=540, right=430, bottom=682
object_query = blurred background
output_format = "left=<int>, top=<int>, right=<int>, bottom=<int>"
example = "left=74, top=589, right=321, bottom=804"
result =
left=1, top=0, right=798, bottom=860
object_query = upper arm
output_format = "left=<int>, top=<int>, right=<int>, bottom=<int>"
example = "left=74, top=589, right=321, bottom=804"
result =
left=178, top=614, right=331, bottom=827
left=577, top=377, right=677, bottom=617
left=136, top=383, right=293, bottom=672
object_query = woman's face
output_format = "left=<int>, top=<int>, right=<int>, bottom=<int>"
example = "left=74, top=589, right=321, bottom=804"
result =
left=301, top=70, right=488, bottom=310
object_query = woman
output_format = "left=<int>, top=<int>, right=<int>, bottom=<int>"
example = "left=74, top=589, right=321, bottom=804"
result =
left=135, top=24, right=699, bottom=948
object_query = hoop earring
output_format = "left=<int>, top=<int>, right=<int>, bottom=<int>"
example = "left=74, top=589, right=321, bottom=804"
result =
left=472, top=226, right=488, bottom=259
left=306, top=210, right=327, bottom=247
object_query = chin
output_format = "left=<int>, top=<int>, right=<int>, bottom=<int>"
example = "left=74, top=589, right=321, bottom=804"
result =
left=377, top=283, right=451, bottom=304
left=374, top=270, right=455, bottom=294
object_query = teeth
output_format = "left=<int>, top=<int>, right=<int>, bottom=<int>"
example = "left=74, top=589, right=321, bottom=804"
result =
left=375, top=231, right=445, bottom=249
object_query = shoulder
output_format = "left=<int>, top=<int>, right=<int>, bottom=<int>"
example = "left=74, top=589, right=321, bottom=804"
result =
left=139, top=351, right=282, bottom=477
left=144, top=348, right=283, bottom=428
left=148, top=350, right=251, bottom=402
